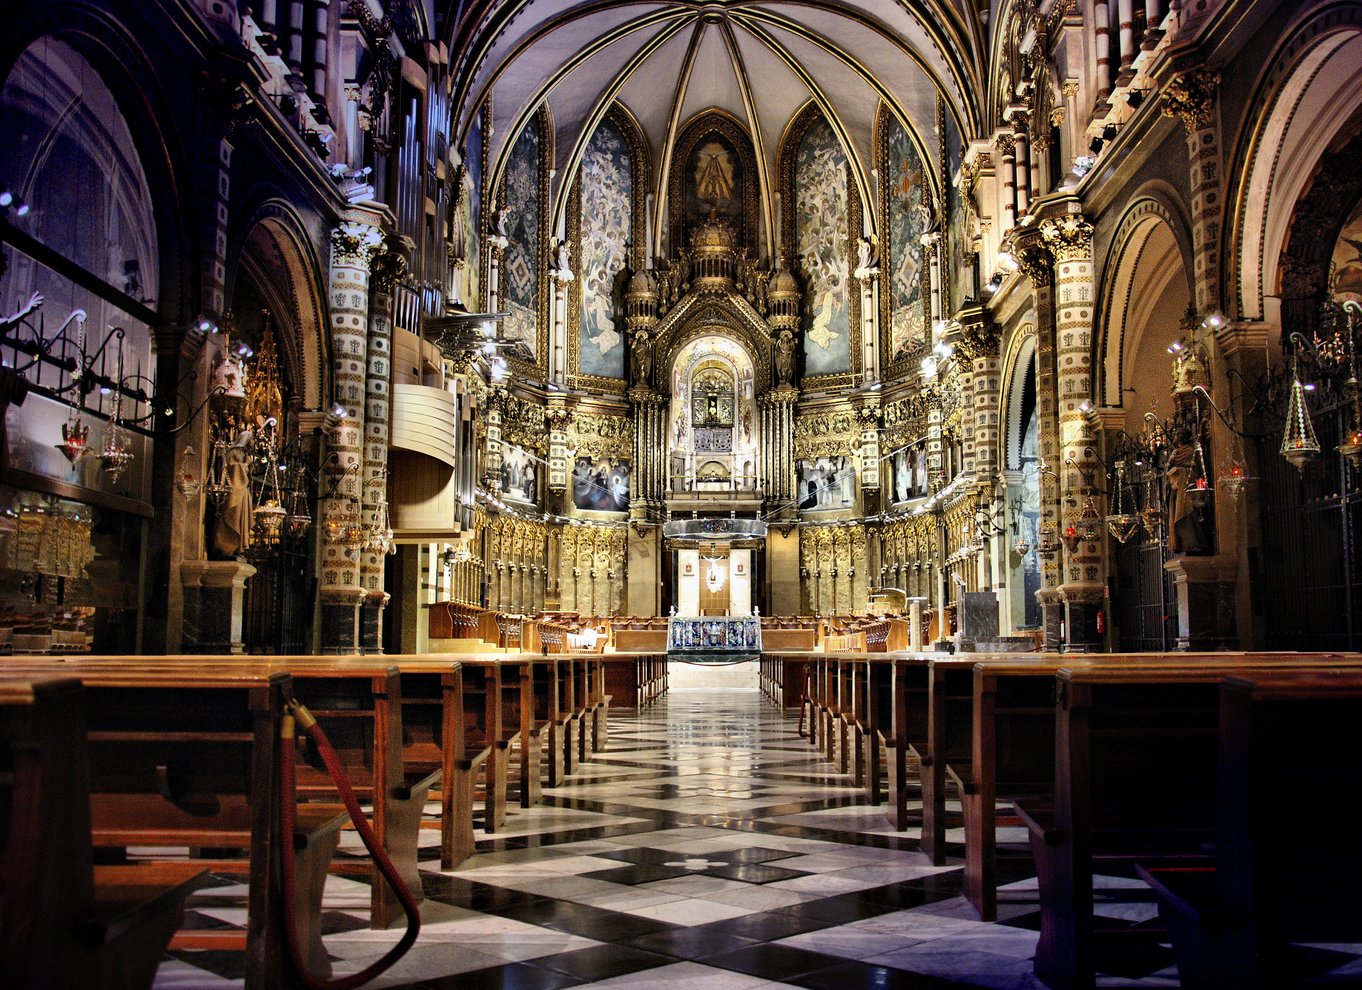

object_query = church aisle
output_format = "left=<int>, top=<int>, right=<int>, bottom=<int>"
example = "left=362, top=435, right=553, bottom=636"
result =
left=158, top=689, right=1181, bottom=989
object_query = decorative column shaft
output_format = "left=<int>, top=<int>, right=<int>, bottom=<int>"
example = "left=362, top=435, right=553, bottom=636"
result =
left=1040, top=212, right=1103, bottom=649
left=359, top=239, right=403, bottom=652
left=997, top=134, right=1017, bottom=232
left=322, top=211, right=383, bottom=652
left=1162, top=70, right=1222, bottom=313
left=1011, top=114, right=1031, bottom=215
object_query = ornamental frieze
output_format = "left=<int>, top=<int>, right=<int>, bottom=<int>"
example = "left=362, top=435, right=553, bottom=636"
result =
left=792, top=410, right=860, bottom=460
left=501, top=393, right=548, bottom=452
left=569, top=412, right=633, bottom=460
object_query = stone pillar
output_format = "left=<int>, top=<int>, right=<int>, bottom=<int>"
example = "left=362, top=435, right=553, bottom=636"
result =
left=484, top=385, right=505, bottom=492
left=181, top=560, right=257, bottom=654
left=857, top=403, right=881, bottom=513
left=1161, top=70, right=1222, bottom=314
left=321, top=210, right=383, bottom=652
left=1040, top=211, right=1103, bottom=650
left=1036, top=586, right=1064, bottom=652
left=1011, top=112, right=1031, bottom=216
left=908, top=597, right=926, bottom=650
left=546, top=404, right=572, bottom=511
left=1094, top=0, right=1113, bottom=101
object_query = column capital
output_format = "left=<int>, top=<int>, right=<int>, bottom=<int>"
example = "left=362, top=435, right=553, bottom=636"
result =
left=1160, top=69, right=1220, bottom=135
left=331, top=220, right=384, bottom=268
left=1038, top=213, right=1094, bottom=263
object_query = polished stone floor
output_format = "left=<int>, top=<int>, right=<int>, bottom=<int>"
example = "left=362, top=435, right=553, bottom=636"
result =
left=154, top=686, right=1351, bottom=989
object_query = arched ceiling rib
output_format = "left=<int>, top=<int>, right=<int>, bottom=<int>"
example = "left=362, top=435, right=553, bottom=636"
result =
left=451, top=0, right=980, bottom=262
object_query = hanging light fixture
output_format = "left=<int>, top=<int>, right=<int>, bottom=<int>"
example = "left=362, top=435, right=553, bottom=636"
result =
left=175, top=444, right=203, bottom=498
left=98, top=339, right=133, bottom=481
left=1187, top=401, right=1213, bottom=509
left=56, top=409, right=91, bottom=464
left=1281, top=354, right=1320, bottom=472
left=1105, top=461, right=1140, bottom=543
left=1035, top=525, right=1059, bottom=558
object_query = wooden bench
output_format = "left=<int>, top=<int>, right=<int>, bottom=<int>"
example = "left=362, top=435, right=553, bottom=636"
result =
left=960, top=652, right=1362, bottom=923
left=1137, top=669, right=1362, bottom=990
left=42, top=654, right=451, bottom=927
left=1, top=677, right=206, bottom=990
left=0, top=662, right=345, bottom=987
left=1015, top=656, right=1362, bottom=990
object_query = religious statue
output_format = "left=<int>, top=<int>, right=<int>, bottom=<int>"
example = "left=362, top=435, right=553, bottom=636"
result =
left=1165, top=425, right=1208, bottom=554
left=212, top=428, right=255, bottom=557
left=775, top=330, right=796, bottom=386
left=630, top=330, right=652, bottom=384
left=853, top=237, right=880, bottom=280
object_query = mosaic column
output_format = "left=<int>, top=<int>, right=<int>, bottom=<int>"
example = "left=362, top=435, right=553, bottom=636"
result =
left=1161, top=70, right=1222, bottom=314
left=359, top=236, right=405, bottom=653
left=321, top=210, right=383, bottom=653
left=1040, top=211, right=1102, bottom=650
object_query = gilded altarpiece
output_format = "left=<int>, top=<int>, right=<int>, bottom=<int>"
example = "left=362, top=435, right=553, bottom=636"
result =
left=667, top=111, right=760, bottom=259
left=557, top=408, right=632, bottom=614
left=799, top=525, right=868, bottom=616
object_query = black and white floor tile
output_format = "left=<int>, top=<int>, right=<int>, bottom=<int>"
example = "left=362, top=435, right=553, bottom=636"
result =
left=153, top=686, right=1360, bottom=989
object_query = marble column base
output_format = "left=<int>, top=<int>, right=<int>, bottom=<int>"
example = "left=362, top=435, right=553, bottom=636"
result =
left=360, top=591, right=389, bottom=654
left=320, top=584, right=366, bottom=654
left=1036, top=588, right=1064, bottom=651
left=180, top=560, right=257, bottom=654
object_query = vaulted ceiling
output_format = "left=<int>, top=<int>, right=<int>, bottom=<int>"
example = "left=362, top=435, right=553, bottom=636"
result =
left=447, top=1, right=986, bottom=260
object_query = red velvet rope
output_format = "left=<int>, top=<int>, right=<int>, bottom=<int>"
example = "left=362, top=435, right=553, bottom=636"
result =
left=280, top=702, right=422, bottom=989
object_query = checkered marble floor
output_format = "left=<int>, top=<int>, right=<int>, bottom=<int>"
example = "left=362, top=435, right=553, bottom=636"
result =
left=153, top=687, right=1360, bottom=989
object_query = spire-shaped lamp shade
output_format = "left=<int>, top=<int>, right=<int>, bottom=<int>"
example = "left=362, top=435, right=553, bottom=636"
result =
left=1281, top=373, right=1320, bottom=472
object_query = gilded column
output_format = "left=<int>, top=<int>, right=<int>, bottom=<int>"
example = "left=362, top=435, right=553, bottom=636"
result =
left=321, top=211, right=383, bottom=653
left=485, top=385, right=506, bottom=492
left=1161, top=70, right=1222, bottom=313
left=1040, top=211, right=1103, bottom=650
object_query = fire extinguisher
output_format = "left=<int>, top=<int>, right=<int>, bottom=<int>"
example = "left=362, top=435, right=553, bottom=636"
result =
left=1096, top=610, right=1105, bottom=634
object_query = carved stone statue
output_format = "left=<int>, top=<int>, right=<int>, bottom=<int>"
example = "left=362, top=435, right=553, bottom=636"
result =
left=775, top=330, right=796, bottom=386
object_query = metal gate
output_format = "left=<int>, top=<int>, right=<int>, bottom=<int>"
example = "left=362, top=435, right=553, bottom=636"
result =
left=1111, top=460, right=1178, bottom=651
left=1256, top=396, right=1362, bottom=651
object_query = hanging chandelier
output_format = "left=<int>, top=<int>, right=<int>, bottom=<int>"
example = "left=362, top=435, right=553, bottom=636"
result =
left=1105, top=461, right=1140, bottom=543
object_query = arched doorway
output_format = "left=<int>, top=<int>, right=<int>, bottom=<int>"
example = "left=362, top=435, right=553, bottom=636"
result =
left=1100, top=202, right=1193, bottom=650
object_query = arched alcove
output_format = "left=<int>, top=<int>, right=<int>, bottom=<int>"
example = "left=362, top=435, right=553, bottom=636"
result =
left=667, top=334, right=758, bottom=494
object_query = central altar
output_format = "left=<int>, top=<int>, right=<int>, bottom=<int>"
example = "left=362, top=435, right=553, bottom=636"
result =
left=667, top=615, right=762, bottom=659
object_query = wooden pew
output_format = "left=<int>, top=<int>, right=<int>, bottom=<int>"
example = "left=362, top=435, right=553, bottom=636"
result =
left=1017, top=657, right=1362, bottom=990
left=0, top=661, right=343, bottom=987
left=1137, top=669, right=1362, bottom=990
left=40, top=654, right=451, bottom=925
left=449, top=658, right=509, bottom=837
left=888, top=655, right=933, bottom=839
left=960, top=652, right=1362, bottom=923
left=1, top=677, right=206, bottom=990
